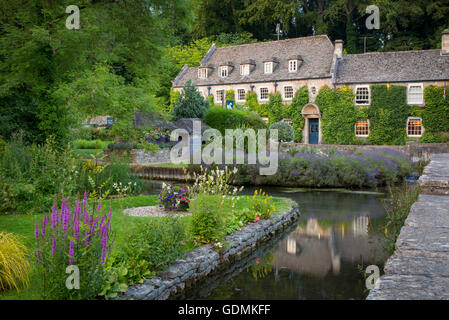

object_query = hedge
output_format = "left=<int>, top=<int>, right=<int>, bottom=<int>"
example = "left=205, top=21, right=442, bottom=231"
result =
left=203, top=107, right=267, bottom=134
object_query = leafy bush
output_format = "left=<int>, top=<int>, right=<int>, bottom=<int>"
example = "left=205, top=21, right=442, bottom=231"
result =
left=74, top=139, right=111, bottom=150
left=172, top=80, right=210, bottom=120
left=269, top=121, right=294, bottom=142
left=185, top=166, right=242, bottom=197
left=0, top=232, right=31, bottom=292
left=422, top=86, right=449, bottom=134
left=265, top=93, right=283, bottom=124
left=203, top=107, right=267, bottom=134
left=122, top=217, right=187, bottom=272
left=34, top=196, right=114, bottom=299
left=190, top=194, right=225, bottom=243
left=248, top=189, right=276, bottom=219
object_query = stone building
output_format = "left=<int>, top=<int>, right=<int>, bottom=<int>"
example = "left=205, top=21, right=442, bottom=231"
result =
left=172, top=30, right=449, bottom=144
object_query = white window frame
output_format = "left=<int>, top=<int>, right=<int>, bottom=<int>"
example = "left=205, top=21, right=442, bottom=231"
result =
left=259, top=87, right=269, bottom=102
left=283, top=86, right=294, bottom=100
left=310, top=86, right=317, bottom=95
left=354, top=85, right=370, bottom=106
left=261, top=117, right=269, bottom=124
left=215, top=90, right=224, bottom=104
left=407, top=117, right=423, bottom=138
left=282, top=118, right=293, bottom=126
left=198, top=68, right=208, bottom=79
left=219, top=66, right=229, bottom=78
left=236, top=88, right=246, bottom=102
left=355, top=119, right=370, bottom=138
left=240, top=64, right=250, bottom=76
left=407, top=83, right=424, bottom=105
left=264, top=62, right=273, bottom=74
left=288, top=60, right=298, bottom=72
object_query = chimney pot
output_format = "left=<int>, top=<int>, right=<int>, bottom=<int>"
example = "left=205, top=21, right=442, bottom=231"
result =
left=442, top=29, right=449, bottom=55
left=335, top=40, right=344, bottom=59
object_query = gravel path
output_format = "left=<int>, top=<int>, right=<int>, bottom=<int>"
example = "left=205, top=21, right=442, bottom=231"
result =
left=123, top=205, right=191, bottom=217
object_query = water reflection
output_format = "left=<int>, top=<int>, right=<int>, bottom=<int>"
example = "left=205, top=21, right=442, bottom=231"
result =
left=176, top=189, right=388, bottom=300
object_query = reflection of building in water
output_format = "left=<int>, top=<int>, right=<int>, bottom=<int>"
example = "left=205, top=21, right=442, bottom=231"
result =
left=273, top=216, right=384, bottom=279
left=352, top=215, right=369, bottom=237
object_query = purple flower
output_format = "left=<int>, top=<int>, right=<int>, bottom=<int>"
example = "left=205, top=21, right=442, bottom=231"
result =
left=69, top=241, right=74, bottom=264
left=52, top=237, right=56, bottom=255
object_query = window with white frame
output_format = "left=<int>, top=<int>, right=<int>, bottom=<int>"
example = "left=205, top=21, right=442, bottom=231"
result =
left=259, top=87, right=269, bottom=101
left=311, top=86, right=317, bottom=95
left=237, top=89, right=246, bottom=102
left=240, top=64, right=250, bottom=76
left=288, top=60, right=298, bottom=72
left=261, top=117, right=269, bottom=124
left=284, top=86, right=294, bottom=100
left=407, top=117, right=423, bottom=137
left=264, top=62, right=273, bottom=74
left=219, top=66, right=229, bottom=77
left=198, top=68, right=208, bottom=79
left=355, top=120, right=369, bottom=137
left=407, top=84, right=424, bottom=105
left=355, top=86, right=370, bottom=105
left=216, top=90, right=224, bottom=103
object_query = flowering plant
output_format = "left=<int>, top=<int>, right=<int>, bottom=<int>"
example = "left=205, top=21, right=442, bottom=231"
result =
left=158, top=183, right=190, bottom=211
left=147, top=128, right=172, bottom=147
left=34, top=193, right=114, bottom=299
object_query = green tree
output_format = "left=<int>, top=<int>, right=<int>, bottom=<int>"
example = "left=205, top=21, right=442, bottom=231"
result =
left=172, top=80, right=210, bottom=120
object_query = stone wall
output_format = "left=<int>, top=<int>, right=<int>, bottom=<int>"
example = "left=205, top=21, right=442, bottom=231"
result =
left=119, top=206, right=300, bottom=300
left=279, top=142, right=449, bottom=162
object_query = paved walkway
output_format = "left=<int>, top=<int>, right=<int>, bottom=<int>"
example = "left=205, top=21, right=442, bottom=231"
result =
left=367, top=153, right=449, bottom=300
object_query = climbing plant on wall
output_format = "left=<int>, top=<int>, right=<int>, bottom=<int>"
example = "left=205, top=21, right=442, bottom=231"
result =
left=286, top=86, right=308, bottom=142
left=420, top=86, right=449, bottom=142
left=315, top=86, right=358, bottom=144
left=244, top=92, right=265, bottom=115
left=266, top=93, right=283, bottom=125
left=368, top=85, right=409, bottom=145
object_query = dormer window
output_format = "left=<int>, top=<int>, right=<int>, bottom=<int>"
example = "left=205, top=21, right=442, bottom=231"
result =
left=240, top=64, right=250, bottom=76
left=198, top=68, right=208, bottom=79
left=264, top=62, right=273, bottom=74
left=289, top=60, right=298, bottom=72
left=219, top=66, right=229, bottom=77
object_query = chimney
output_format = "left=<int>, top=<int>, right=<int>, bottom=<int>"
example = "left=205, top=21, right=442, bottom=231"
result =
left=442, top=29, right=449, bottom=55
left=334, top=40, right=344, bottom=59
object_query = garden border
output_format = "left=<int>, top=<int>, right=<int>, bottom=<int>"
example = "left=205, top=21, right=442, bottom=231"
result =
left=119, top=206, right=300, bottom=300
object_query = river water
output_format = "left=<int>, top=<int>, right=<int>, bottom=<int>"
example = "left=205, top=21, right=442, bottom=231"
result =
left=145, top=182, right=389, bottom=300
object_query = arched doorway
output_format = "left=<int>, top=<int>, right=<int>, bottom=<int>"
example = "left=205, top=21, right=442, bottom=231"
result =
left=301, top=103, right=322, bottom=144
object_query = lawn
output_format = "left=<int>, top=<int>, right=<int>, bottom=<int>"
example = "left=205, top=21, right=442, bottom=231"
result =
left=0, top=193, right=293, bottom=300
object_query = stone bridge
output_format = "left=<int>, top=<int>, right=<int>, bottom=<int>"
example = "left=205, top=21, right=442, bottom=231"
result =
left=367, top=153, right=449, bottom=300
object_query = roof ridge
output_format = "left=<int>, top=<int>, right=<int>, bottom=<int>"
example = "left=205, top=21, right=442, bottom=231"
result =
left=213, top=34, right=331, bottom=51
left=344, top=48, right=441, bottom=56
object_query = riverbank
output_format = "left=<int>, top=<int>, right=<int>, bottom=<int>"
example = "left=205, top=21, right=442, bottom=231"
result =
left=119, top=205, right=300, bottom=300
left=367, top=153, right=449, bottom=300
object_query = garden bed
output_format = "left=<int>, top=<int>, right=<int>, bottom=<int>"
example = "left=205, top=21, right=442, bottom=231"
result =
left=120, top=204, right=300, bottom=300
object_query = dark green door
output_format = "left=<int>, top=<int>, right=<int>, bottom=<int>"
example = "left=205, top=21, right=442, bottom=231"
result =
left=308, top=118, right=319, bottom=144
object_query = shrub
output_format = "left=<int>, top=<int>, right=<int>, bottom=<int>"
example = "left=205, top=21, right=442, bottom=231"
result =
left=266, top=93, right=283, bottom=124
left=122, top=217, right=187, bottom=272
left=34, top=195, right=114, bottom=299
left=74, top=139, right=111, bottom=150
left=185, top=165, right=242, bottom=197
left=422, top=86, right=449, bottom=133
left=0, top=232, right=31, bottom=292
left=190, top=194, right=225, bottom=243
left=248, top=189, right=276, bottom=220
left=172, top=80, right=210, bottom=120
left=269, top=121, right=294, bottom=142
left=158, top=183, right=190, bottom=211
left=203, top=107, right=267, bottom=134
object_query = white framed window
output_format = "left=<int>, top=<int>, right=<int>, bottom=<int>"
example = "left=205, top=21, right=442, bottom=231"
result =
left=198, top=68, right=208, bottom=79
left=283, top=86, right=294, bottom=100
left=282, top=118, right=293, bottom=126
left=310, top=86, right=317, bottom=95
left=261, top=117, right=269, bottom=124
left=215, top=90, right=224, bottom=104
left=264, top=62, right=273, bottom=74
left=407, top=84, right=424, bottom=105
left=355, top=86, right=370, bottom=105
left=219, top=66, right=228, bottom=77
left=259, top=87, right=269, bottom=101
left=407, top=117, right=423, bottom=137
left=355, top=120, right=369, bottom=137
left=288, top=60, right=298, bottom=72
left=237, top=89, right=246, bottom=102
left=240, top=64, right=250, bottom=76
